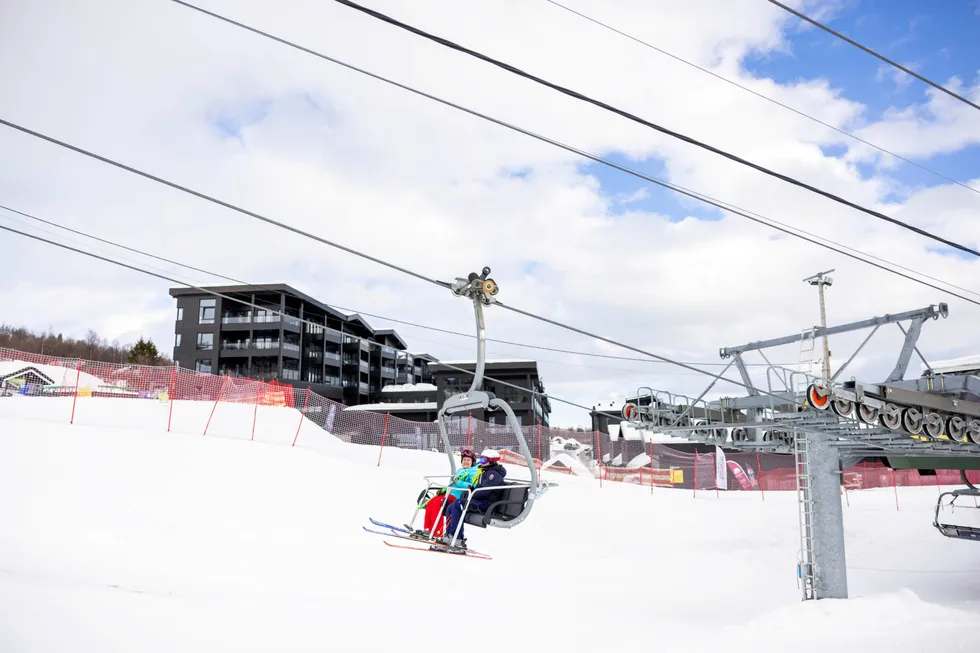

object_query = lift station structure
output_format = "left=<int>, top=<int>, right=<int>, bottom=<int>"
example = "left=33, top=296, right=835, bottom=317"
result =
left=618, top=299, right=980, bottom=601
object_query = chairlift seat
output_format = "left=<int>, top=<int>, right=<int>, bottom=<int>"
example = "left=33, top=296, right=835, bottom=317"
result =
left=936, top=522, right=980, bottom=541
left=463, top=481, right=531, bottom=528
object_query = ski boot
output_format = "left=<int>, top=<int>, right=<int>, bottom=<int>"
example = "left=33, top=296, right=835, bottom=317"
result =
left=404, top=525, right=432, bottom=541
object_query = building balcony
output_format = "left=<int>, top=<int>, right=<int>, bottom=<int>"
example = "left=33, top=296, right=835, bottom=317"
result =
left=283, top=316, right=301, bottom=332
left=221, top=314, right=251, bottom=325
left=381, top=346, right=397, bottom=357
left=253, top=314, right=281, bottom=324
left=324, top=351, right=341, bottom=362
left=253, top=341, right=280, bottom=350
left=325, top=331, right=342, bottom=344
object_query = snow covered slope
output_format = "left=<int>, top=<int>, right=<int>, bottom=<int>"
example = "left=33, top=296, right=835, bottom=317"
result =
left=1, top=398, right=979, bottom=652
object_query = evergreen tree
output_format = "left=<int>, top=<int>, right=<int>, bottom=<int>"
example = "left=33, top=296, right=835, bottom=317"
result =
left=128, top=337, right=163, bottom=366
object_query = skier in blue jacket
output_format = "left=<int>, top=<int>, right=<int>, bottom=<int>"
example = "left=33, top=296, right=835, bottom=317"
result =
left=413, top=448, right=481, bottom=538
left=440, top=449, right=507, bottom=549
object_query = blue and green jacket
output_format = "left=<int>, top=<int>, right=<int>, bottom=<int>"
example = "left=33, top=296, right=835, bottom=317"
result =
left=447, top=466, right=482, bottom=499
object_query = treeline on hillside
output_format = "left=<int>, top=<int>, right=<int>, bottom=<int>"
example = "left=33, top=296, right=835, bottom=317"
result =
left=0, top=324, right=173, bottom=366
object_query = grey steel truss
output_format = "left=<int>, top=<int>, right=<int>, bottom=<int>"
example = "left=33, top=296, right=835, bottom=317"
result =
left=618, top=300, right=980, bottom=602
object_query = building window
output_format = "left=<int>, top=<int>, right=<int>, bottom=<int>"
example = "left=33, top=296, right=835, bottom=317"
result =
left=197, top=333, right=214, bottom=350
left=199, top=298, right=216, bottom=325
left=177, top=307, right=184, bottom=321
left=195, top=359, right=212, bottom=373
left=175, top=333, right=182, bottom=348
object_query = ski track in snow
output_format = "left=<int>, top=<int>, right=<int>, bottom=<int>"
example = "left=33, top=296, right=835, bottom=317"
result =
left=1, top=397, right=979, bottom=652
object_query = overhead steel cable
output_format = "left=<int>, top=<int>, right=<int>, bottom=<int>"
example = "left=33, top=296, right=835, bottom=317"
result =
left=0, top=203, right=797, bottom=367
left=6, top=202, right=980, bottom=374
left=64, top=2, right=977, bottom=308
left=766, top=0, right=980, bottom=114
left=0, top=12, right=962, bottom=409
left=325, top=0, right=980, bottom=258
left=0, top=221, right=625, bottom=417
left=541, top=0, right=980, bottom=198
left=0, top=151, right=789, bottom=406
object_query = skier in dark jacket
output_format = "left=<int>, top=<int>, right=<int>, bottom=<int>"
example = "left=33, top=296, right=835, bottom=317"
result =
left=441, top=449, right=507, bottom=549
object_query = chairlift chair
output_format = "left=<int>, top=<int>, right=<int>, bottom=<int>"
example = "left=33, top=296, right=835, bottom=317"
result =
left=405, top=267, right=549, bottom=548
left=934, top=470, right=980, bottom=542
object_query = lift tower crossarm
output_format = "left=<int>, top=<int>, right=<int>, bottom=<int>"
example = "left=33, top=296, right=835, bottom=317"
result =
left=718, top=303, right=948, bottom=359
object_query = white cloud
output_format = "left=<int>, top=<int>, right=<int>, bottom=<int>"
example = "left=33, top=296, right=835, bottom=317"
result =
left=1, top=0, right=979, bottom=428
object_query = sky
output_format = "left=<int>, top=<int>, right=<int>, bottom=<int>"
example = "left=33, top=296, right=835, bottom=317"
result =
left=1, top=0, right=979, bottom=428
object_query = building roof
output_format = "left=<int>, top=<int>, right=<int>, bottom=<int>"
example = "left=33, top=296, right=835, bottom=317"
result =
left=344, top=313, right=373, bottom=333
left=168, top=283, right=349, bottom=321
left=374, top=328, right=408, bottom=349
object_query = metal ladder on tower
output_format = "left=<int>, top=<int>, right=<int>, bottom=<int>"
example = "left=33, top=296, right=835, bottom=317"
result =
left=794, top=426, right=817, bottom=600
left=796, top=326, right=816, bottom=409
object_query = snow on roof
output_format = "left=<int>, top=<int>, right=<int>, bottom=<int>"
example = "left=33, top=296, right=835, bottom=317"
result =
left=922, top=354, right=980, bottom=374
left=615, top=419, right=694, bottom=444
left=0, top=360, right=105, bottom=388
left=381, top=383, right=437, bottom=392
left=428, top=359, right=537, bottom=366
left=345, top=402, right=438, bottom=412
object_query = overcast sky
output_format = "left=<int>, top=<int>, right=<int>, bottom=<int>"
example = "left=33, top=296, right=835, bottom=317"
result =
left=2, top=0, right=979, bottom=427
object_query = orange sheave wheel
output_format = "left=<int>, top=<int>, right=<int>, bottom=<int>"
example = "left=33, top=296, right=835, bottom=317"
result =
left=808, top=384, right=830, bottom=409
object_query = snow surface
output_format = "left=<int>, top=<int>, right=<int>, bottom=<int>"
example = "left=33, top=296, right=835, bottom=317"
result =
left=2, top=396, right=980, bottom=652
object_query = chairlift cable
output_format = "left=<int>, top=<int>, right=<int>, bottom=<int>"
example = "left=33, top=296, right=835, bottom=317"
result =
left=0, top=9, right=969, bottom=408
left=326, top=0, right=980, bottom=257
left=766, top=0, right=980, bottom=114
left=0, top=203, right=805, bottom=368
left=541, top=0, right=980, bottom=198
left=157, top=1, right=980, bottom=305
left=0, top=222, right=624, bottom=418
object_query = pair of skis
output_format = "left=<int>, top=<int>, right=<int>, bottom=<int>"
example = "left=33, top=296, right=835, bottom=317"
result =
left=364, top=518, right=493, bottom=560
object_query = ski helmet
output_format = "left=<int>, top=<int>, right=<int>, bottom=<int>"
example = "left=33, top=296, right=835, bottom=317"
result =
left=478, top=449, right=501, bottom=466
left=459, top=447, right=477, bottom=464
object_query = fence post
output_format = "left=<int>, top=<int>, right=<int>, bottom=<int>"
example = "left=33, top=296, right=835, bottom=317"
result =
left=537, top=421, right=542, bottom=471
left=693, top=451, right=698, bottom=499
left=203, top=374, right=229, bottom=437
left=377, top=412, right=391, bottom=467
left=891, top=468, right=899, bottom=511
left=167, top=362, right=177, bottom=432
left=649, top=440, right=655, bottom=495
left=292, top=387, right=311, bottom=446
left=70, top=358, right=82, bottom=425
left=250, top=381, right=260, bottom=441
left=756, top=451, right=765, bottom=502
left=595, top=428, right=602, bottom=488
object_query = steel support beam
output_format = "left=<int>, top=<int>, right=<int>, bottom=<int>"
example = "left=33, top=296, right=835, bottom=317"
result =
left=807, top=430, right=848, bottom=600
left=733, top=354, right=764, bottom=441
left=719, top=303, right=948, bottom=359
left=885, top=318, right=926, bottom=382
